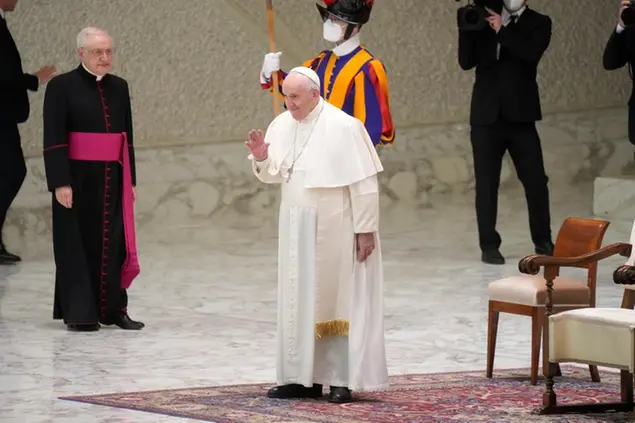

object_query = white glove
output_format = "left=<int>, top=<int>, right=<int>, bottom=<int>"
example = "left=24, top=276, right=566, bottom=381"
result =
left=260, top=52, right=282, bottom=84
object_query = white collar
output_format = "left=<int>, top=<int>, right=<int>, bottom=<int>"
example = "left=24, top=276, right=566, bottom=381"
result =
left=82, top=63, right=104, bottom=81
left=298, top=98, right=324, bottom=125
left=0, top=9, right=5, bottom=19
left=332, top=33, right=360, bottom=57
left=502, top=5, right=526, bottom=25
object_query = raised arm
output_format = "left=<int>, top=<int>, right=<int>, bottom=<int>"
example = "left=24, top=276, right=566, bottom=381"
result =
left=496, top=14, right=552, bottom=64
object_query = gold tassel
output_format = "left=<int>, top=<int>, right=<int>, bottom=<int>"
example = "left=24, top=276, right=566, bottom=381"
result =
left=315, top=319, right=349, bottom=339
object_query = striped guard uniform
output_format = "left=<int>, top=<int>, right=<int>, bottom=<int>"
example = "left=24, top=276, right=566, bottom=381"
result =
left=261, top=41, right=395, bottom=149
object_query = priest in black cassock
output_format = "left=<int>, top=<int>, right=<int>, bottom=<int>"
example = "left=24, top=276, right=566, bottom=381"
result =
left=42, top=27, right=144, bottom=332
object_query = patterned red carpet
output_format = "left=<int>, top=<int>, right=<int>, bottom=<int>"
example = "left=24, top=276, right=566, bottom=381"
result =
left=60, top=367, right=634, bottom=422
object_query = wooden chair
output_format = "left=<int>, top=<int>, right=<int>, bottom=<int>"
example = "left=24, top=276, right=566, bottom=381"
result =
left=486, top=217, right=612, bottom=385
left=526, top=250, right=634, bottom=415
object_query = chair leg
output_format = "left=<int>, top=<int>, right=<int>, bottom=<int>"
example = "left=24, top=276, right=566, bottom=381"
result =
left=486, top=303, right=499, bottom=378
left=589, top=365, right=601, bottom=383
left=530, top=309, right=541, bottom=385
left=621, top=290, right=635, bottom=309
left=621, top=370, right=634, bottom=404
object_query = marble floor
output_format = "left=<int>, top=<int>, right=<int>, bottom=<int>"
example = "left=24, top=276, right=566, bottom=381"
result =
left=1, top=184, right=634, bottom=422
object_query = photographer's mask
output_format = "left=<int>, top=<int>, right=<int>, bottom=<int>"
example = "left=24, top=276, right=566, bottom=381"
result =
left=503, top=0, right=526, bottom=13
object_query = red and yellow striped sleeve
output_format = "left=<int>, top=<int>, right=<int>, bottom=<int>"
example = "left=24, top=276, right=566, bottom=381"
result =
left=352, top=59, right=395, bottom=148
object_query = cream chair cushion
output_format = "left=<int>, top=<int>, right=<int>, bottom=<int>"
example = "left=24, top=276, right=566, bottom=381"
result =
left=549, top=308, right=635, bottom=372
left=488, top=275, right=590, bottom=306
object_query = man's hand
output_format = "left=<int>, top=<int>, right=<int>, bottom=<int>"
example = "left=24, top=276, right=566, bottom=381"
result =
left=356, top=232, right=376, bottom=262
left=55, top=186, right=72, bottom=208
left=245, top=129, right=269, bottom=161
left=35, top=65, right=56, bottom=84
left=619, top=0, right=631, bottom=27
left=485, top=8, right=503, bottom=32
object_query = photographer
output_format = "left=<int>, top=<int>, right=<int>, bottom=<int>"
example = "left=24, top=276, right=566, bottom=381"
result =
left=458, top=0, right=554, bottom=265
left=603, top=1, right=635, bottom=145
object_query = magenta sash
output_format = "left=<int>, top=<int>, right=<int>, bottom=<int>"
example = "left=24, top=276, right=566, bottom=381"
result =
left=68, top=131, right=140, bottom=289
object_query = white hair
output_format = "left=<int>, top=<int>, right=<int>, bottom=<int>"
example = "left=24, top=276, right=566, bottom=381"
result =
left=76, top=27, right=111, bottom=49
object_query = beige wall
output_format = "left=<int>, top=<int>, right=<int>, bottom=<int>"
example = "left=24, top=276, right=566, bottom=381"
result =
left=4, top=0, right=634, bottom=258
left=7, top=0, right=630, bottom=156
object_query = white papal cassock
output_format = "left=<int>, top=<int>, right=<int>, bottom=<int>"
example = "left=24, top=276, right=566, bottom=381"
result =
left=249, top=97, right=388, bottom=392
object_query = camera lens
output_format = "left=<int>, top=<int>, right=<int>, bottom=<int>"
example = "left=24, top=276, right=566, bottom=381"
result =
left=623, top=6, right=635, bottom=26
left=464, top=8, right=480, bottom=24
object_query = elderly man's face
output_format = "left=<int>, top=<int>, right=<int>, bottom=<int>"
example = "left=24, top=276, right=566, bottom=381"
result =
left=78, top=34, right=113, bottom=76
left=282, top=73, right=319, bottom=121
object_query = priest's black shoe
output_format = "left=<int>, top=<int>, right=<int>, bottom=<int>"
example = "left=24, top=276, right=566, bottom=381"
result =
left=101, top=313, right=145, bottom=330
left=0, top=245, right=21, bottom=264
left=481, top=249, right=505, bottom=265
left=67, top=323, right=100, bottom=332
left=266, top=383, right=323, bottom=399
left=535, top=241, right=554, bottom=256
left=328, top=386, right=352, bottom=403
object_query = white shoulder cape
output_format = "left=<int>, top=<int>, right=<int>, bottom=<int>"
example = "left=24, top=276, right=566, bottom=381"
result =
left=262, top=100, right=383, bottom=188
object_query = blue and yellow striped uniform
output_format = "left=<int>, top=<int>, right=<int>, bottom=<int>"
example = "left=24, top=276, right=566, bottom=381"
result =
left=261, top=46, right=395, bottom=149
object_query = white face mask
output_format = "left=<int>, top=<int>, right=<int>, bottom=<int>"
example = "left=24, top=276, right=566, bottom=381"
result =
left=323, top=20, right=343, bottom=43
left=503, top=0, right=525, bottom=12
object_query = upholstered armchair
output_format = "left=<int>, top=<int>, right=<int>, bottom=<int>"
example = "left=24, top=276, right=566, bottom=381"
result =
left=487, top=217, right=617, bottom=385
left=527, top=249, right=635, bottom=414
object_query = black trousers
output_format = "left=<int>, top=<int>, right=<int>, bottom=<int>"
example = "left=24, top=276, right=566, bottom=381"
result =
left=0, top=124, right=27, bottom=245
left=470, top=121, right=552, bottom=251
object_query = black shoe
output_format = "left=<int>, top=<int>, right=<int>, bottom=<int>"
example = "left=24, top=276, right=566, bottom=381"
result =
left=266, top=383, right=323, bottom=399
left=101, top=313, right=145, bottom=330
left=482, top=249, right=505, bottom=265
left=0, top=246, right=21, bottom=264
left=67, top=323, right=100, bottom=332
left=535, top=241, right=554, bottom=256
left=328, top=386, right=352, bottom=403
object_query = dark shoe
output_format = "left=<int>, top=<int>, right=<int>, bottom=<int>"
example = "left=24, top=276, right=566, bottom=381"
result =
left=328, top=386, right=352, bottom=403
left=101, top=313, right=145, bottom=330
left=67, top=323, right=100, bottom=332
left=0, top=246, right=21, bottom=264
left=266, top=383, right=323, bottom=399
left=482, top=249, right=505, bottom=265
left=535, top=241, right=554, bottom=256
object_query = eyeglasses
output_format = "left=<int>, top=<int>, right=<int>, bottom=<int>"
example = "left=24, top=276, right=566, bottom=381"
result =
left=85, top=48, right=114, bottom=58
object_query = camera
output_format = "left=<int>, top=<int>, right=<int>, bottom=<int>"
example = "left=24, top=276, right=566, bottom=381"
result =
left=622, top=1, right=635, bottom=27
left=455, top=0, right=503, bottom=31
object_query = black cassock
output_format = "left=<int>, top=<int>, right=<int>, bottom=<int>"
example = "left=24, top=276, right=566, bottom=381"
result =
left=43, top=65, right=137, bottom=326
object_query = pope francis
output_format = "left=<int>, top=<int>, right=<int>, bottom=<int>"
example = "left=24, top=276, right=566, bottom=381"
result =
left=245, top=66, right=388, bottom=404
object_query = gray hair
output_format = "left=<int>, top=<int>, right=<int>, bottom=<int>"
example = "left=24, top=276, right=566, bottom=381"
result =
left=76, top=27, right=111, bottom=49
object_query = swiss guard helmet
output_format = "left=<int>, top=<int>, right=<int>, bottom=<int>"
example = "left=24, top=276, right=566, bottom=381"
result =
left=316, top=0, right=374, bottom=41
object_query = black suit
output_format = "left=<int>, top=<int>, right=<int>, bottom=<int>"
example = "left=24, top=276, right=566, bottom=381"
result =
left=0, top=14, right=37, bottom=246
left=603, top=25, right=635, bottom=144
left=458, top=7, right=553, bottom=252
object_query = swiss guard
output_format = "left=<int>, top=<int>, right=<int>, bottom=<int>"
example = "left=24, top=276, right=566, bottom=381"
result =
left=259, top=0, right=395, bottom=149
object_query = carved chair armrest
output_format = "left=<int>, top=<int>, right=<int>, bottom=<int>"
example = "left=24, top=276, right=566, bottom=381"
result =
left=518, top=242, right=632, bottom=280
